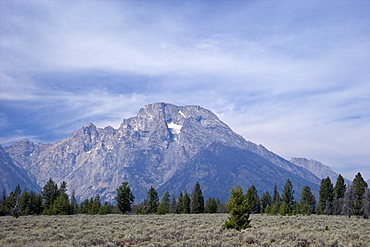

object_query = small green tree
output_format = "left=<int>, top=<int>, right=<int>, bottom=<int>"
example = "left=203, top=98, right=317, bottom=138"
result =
left=245, top=185, right=260, bottom=213
left=19, top=190, right=31, bottom=216
left=98, top=202, right=113, bottom=215
left=145, top=187, right=159, bottom=214
left=318, top=177, right=334, bottom=214
left=205, top=197, right=218, bottom=213
left=281, top=179, right=294, bottom=214
left=41, top=178, right=59, bottom=214
left=334, top=174, right=347, bottom=199
left=352, top=172, right=368, bottom=216
left=79, top=199, right=89, bottom=214
left=270, top=183, right=281, bottom=215
left=115, top=182, right=135, bottom=214
left=53, top=192, right=72, bottom=215
left=182, top=191, right=191, bottom=214
left=223, top=186, right=252, bottom=231
left=299, top=186, right=316, bottom=215
left=260, top=191, right=272, bottom=214
left=191, top=181, right=205, bottom=214
left=177, top=191, right=184, bottom=213
left=157, top=191, right=170, bottom=215
left=29, top=191, right=43, bottom=215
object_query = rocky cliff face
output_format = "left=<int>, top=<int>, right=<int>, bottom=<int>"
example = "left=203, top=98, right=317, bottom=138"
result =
left=4, top=103, right=321, bottom=202
left=0, top=145, right=40, bottom=194
left=290, top=158, right=351, bottom=184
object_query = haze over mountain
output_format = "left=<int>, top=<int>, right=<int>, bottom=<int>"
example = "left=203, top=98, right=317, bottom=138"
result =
left=3, top=103, right=324, bottom=202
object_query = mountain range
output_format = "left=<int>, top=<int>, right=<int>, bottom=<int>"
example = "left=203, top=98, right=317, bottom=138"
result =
left=1, top=103, right=346, bottom=202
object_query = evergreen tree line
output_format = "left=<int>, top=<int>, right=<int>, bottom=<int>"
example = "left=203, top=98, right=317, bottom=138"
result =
left=0, top=179, right=119, bottom=217
left=132, top=181, right=227, bottom=215
left=2, top=172, right=369, bottom=219
left=225, top=172, right=369, bottom=219
left=223, top=172, right=369, bottom=231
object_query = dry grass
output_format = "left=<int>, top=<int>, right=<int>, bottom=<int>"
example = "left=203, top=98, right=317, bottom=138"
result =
left=0, top=214, right=369, bottom=246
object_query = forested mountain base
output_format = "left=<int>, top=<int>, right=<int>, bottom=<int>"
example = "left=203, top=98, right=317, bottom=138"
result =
left=0, top=214, right=369, bottom=247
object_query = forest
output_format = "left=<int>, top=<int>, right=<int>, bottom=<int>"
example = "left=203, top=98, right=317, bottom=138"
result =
left=1, top=172, right=369, bottom=220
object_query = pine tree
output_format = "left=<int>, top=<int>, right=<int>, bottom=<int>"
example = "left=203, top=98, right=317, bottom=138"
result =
left=332, top=174, right=346, bottom=215
left=157, top=191, right=170, bottom=215
left=318, top=177, right=334, bottom=214
left=51, top=181, right=72, bottom=215
left=53, top=192, right=72, bottom=215
left=245, top=185, right=260, bottom=213
left=205, top=197, right=218, bottom=213
left=334, top=174, right=347, bottom=199
left=19, top=190, right=31, bottom=216
left=223, top=186, right=251, bottom=231
left=270, top=183, right=281, bottom=215
left=352, top=172, right=368, bottom=216
left=79, top=199, right=89, bottom=214
left=32, top=191, right=43, bottom=214
left=281, top=179, right=294, bottom=214
left=145, top=186, right=159, bottom=214
left=87, top=194, right=101, bottom=215
left=177, top=191, right=184, bottom=213
left=299, top=186, right=316, bottom=215
left=115, top=182, right=135, bottom=214
left=41, top=178, right=59, bottom=214
left=98, top=201, right=113, bottom=215
left=260, top=191, right=272, bottom=214
left=182, top=191, right=191, bottom=214
left=191, top=181, right=204, bottom=213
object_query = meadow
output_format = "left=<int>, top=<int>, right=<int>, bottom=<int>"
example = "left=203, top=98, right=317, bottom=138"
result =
left=0, top=214, right=369, bottom=247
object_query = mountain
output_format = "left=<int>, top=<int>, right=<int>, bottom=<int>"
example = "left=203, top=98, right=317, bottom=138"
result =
left=4, top=103, right=321, bottom=202
left=290, top=158, right=351, bottom=185
left=158, top=143, right=319, bottom=200
left=0, top=144, right=40, bottom=195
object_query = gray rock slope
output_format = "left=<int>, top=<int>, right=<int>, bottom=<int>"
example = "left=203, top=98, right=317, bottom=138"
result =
left=290, top=158, right=351, bottom=185
left=0, top=145, right=40, bottom=195
left=5, top=103, right=321, bottom=202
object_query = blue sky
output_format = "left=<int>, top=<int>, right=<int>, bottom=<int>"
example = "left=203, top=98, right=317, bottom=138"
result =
left=1, top=1, right=370, bottom=181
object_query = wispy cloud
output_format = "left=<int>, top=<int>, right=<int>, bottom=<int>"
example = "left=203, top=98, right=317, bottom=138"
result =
left=1, top=1, right=370, bottom=179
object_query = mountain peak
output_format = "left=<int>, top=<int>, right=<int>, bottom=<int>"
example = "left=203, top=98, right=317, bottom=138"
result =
left=4, top=103, right=322, bottom=202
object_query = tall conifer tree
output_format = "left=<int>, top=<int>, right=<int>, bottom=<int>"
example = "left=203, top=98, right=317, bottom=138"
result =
left=299, top=186, right=315, bottom=215
left=145, top=186, right=159, bottom=214
left=318, top=177, right=334, bottom=214
left=282, top=179, right=294, bottom=214
left=352, top=172, right=368, bottom=216
left=245, top=185, right=260, bottom=213
left=191, top=181, right=204, bottom=213
left=116, top=182, right=135, bottom=214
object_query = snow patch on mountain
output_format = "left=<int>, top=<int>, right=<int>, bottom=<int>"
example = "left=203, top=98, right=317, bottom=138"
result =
left=179, top=110, right=186, bottom=118
left=168, top=122, right=182, bottom=135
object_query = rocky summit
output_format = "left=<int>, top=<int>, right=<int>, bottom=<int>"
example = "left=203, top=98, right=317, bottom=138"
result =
left=3, top=103, right=322, bottom=202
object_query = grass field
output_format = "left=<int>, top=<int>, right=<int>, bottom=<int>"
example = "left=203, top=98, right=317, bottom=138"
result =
left=0, top=214, right=369, bottom=246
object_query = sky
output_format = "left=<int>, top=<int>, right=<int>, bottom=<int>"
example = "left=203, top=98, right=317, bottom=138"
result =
left=1, top=1, right=370, bottom=181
